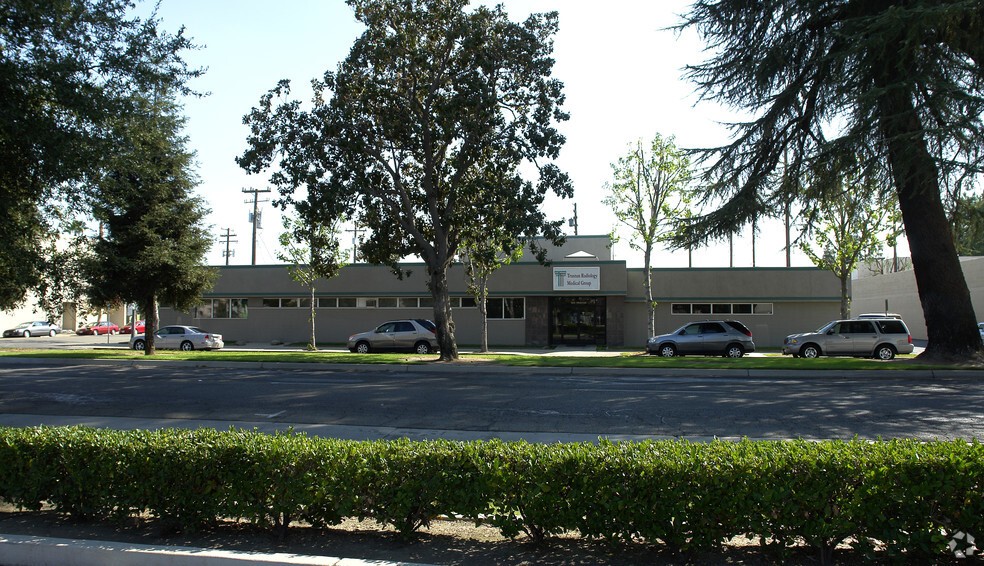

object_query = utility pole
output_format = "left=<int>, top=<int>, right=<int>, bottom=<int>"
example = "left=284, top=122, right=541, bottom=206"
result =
left=345, top=222, right=363, bottom=263
left=568, top=203, right=578, bottom=235
left=219, top=228, right=238, bottom=266
left=242, top=187, right=270, bottom=265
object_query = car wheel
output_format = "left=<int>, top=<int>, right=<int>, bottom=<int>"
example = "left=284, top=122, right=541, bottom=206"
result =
left=800, top=344, right=820, bottom=359
left=875, top=344, right=896, bottom=360
left=180, top=341, right=194, bottom=351
left=132, top=339, right=145, bottom=351
left=48, top=329, right=56, bottom=337
left=725, top=344, right=745, bottom=358
left=659, top=344, right=677, bottom=357
left=414, top=341, right=431, bottom=355
left=109, top=329, right=117, bottom=335
left=22, top=330, right=30, bottom=338
left=355, top=341, right=371, bottom=354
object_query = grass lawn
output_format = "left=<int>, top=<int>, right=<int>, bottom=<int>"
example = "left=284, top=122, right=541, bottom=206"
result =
left=0, top=347, right=958, bottom=370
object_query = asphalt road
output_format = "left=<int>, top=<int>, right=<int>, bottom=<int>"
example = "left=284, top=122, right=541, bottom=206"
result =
left=0, top=360, right=981, bottom=442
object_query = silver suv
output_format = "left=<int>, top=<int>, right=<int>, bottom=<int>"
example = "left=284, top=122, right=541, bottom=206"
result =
left=782, top=318, right=913, bottom=360
left=647, top=320, right=755, bottom=358
left=348, top=319, right=439, bottom=354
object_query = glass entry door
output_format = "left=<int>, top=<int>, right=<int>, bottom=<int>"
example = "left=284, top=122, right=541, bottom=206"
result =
left=550, top=297, right=606, bottom=346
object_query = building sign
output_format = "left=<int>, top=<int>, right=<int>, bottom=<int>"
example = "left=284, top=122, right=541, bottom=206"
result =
left=553, top=267, right=601, bottom=291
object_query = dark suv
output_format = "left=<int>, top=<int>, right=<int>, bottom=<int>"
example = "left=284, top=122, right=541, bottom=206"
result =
left=782, top=318, right=913, bottom=360
left=647, top=320, right=755, bottom=358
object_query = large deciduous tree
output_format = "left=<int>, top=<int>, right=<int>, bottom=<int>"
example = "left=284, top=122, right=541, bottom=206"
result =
left=603, top=135, right=692, bottom=338
left=86, top=92, right=215, bottom=355
left=239, top=0, right=571, bottom=361
left=0, top=0, right=200, bottom=311
left=677, top=0, right=984, bottom=361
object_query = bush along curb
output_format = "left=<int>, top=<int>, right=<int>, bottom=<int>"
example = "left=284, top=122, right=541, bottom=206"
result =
left=0, top=426, right=981, bottom=564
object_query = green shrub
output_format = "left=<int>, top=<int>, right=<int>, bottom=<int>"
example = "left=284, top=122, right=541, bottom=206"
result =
left=0, top=425, right=980, bottom=563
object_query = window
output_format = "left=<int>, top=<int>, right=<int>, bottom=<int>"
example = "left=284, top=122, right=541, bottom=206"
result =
left=262, top=298, right=280, bottom=308
left=487, top=297, right=524, bottom=319
left=849, top=320, right=875, bottom=333
left=419, top=297, right=434, bottom=308
left=358, top=298, right=377, bottom=308
left=318, top=297, right=337, bottom=308
left=394, top=321, right=415, bottom=332
left=753, top=303, right=773, bottom=315
left=462, top=297, right=477, bottom=308
left=378, top=297, right=397, bottom=308
left=671, top=302, right=773, bottom=315
left=399, top=297, right=418, bottom=308
left=281, top=298, right=299, bottom=308
left=875, top=320, right=908, bottom=334
left=338, top=297, right=356, bottom=308
left=196, top=298, right=247, bottom=319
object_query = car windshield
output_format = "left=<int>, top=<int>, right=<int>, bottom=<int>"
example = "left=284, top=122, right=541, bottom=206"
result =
left=15, top=322, right=31, bottom=328
left=817, top=321, right=837, bottom=333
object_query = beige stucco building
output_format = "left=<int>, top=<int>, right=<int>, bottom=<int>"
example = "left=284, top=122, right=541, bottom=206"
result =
left=852, top=256, right=984, bottom=341
left=159, top=235, right=844, bottom=349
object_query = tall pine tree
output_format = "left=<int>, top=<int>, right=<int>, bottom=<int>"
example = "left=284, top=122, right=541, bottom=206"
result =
left=86, top=92, right=215, bottom=355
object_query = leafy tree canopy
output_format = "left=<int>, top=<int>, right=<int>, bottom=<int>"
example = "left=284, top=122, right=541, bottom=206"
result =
left=239, top=0, right=571, bottom=360
left=0, top=0, right=201, bottom=311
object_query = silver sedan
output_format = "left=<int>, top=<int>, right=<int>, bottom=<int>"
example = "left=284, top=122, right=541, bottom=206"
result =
left=129, top=325, right=224, bottom=351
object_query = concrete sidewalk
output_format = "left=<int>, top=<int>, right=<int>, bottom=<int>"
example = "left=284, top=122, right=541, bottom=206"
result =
left=0, top=533, right=434, bottom=566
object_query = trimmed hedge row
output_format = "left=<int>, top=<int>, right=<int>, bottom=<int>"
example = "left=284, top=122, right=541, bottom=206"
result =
left=1, top=426, right=981, bottom=562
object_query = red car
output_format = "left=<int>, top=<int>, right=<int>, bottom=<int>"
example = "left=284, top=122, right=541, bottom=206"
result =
left=78, top=321, right=120, bottom=335
left=120, top=320, right=145, bottom=334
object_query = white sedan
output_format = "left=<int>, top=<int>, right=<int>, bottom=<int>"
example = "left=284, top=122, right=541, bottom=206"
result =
left=129, top=325, right=223, bottom=351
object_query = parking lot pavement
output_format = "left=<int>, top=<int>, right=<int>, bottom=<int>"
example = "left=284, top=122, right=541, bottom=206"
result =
left=0, top=333, right=130, bottom=349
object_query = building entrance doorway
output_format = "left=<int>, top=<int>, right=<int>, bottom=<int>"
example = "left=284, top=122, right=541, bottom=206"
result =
left=550, top=297, right=606, bottom=346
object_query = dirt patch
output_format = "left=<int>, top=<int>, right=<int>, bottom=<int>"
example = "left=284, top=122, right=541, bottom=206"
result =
left=0, top=506, right=892, bottom=565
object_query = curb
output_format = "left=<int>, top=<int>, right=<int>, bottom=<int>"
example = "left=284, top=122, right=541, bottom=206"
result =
left=0, top=533, right=435, bottom=566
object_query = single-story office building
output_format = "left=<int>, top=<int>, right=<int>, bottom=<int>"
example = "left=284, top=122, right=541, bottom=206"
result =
left=159, top=236, right=844, bottom=349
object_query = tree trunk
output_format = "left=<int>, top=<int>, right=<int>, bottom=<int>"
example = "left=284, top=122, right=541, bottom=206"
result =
left=643, top=241, right=655, bottom=338
left=839, top=275, right=849, bottom=320
left=479, top=292, right=489, bottom=353
left=430, top=266, right=459, bottom=361
left=144, top=295, right=158, bottom=355
left=878, top=87, right=982, bottom=360
left=309, top=284, right=317, bottom=351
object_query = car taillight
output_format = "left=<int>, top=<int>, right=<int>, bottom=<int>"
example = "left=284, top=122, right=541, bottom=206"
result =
left=742, top=329, right=752, bottom=336
left=908, top=335, right=912, bottom=344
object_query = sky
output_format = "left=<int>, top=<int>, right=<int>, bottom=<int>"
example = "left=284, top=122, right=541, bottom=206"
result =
left=145, top=0, right=907, bottom=269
